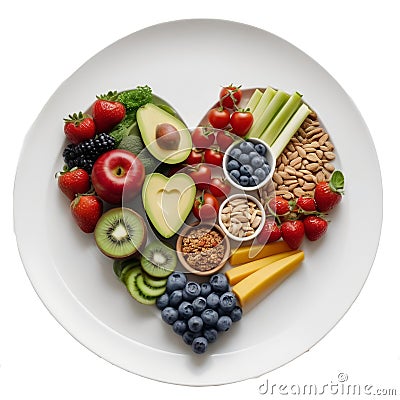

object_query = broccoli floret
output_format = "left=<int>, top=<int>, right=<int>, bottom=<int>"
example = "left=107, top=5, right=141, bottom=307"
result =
left=117, top=85, right=152, bottom=112
left=108, top=112, right=139, bottom=145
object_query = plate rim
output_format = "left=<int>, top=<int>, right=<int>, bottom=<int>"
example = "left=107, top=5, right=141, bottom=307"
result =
left=13, top=18, right=383, bottom=386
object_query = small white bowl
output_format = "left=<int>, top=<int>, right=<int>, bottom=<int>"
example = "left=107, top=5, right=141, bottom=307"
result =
left=218, top=194, right=266, bottom=242
left=222, top=137, right=276, bottom=192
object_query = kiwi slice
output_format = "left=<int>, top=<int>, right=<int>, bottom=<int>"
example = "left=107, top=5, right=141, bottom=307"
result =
left=136, top=274, right=166, bottom=297
left=124, top=266, right=157, bottom=305
left=142, top=273, right=168, bottom=288
left=140, top=242, right=177, bottom=278
left=94, top=208, right=147, bottom=259
left=120, top=262, right=142, bottom=284
left=113, top=258, right=140, bottom=279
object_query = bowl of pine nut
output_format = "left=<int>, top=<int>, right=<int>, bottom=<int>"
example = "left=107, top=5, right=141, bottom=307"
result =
left=218, top=194, right=266, bottom=242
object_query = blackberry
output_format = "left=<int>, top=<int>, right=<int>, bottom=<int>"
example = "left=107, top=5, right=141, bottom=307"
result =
left=62, top=133, right=115, bottom=173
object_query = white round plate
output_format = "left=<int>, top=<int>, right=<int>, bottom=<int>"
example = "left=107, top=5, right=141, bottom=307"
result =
left=14, top=19, right=382, bottom=386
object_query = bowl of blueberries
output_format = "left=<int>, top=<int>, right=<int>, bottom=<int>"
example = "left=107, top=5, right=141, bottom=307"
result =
left=223, top=137, right=275, bottom=191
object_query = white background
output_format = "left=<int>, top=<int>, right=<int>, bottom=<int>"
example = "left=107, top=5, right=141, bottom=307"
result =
left=2, top=0, right=398, bottom=398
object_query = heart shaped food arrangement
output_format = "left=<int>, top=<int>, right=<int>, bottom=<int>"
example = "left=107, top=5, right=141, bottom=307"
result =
left=56, top=84, right=345, bottom=354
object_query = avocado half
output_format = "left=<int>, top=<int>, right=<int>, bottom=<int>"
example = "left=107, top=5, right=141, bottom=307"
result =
left=137, top=103, right=192, bottom=164
left=142, top=173, right=196, bottom=238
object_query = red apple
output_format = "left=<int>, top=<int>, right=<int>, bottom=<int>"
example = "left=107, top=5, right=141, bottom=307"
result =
left=91, top=149, right=145, bottom=204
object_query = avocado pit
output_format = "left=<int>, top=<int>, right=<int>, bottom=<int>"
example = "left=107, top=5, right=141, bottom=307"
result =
left=155, top=123, right=181, bottom=150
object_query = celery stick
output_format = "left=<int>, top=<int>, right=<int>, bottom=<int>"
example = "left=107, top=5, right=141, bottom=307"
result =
left=246, top=87, right=277, bottom=138
left=260, top=92, right=303, bottom=146
left=244, top=89, right=263, bottom=113
left=247, top=90, right=290, bottom=139
left=270, top=103, right=311, bottom=159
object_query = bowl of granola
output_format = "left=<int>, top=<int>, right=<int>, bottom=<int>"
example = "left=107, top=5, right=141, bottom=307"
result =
left=176, top=222, right=231, bottom=276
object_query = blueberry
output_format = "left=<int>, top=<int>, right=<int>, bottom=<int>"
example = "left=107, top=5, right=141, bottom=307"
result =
left=227, top=159, right=240, bottom=172
left=201, top=308, right=219, bottom=326
left=206, top=293, right=220, bottom=310
left=261, top=163, right=271, bottom=175
left=249, top=175, right=260, bottom=186
left=254, top=168, right=267, bottom=182
left=203, top=328, right=218, bottom=343
left=169, top=290, right=183, bottom=308
left=166, top=272, right=187, bottom=294
left=240, top=164, right=253, bottom=177
left=192, top=296, right=207, bottom=314
left=183, top=281, right=201, bottom=301
left=219, top=292, right=237, bottom=313
left=192, top=336, right=208, bottom=354
left=230, top=306, right=243, bottom=322
left=239, top=141, right=254, bottom=153
left=216, top=315, right=232, bottom=332
left=229, top=148, right=241, bottom=160
left=161, top=307, right=179, bottom=325
left=200, top=282, right=212, bottom=298
left=217, top=306, right=227, bottom=317
left=178, top=301, right=194, bottom=320
left=156, top=293, right=169, bottom=310
left=248, top=151, right=258, bottom=159
left=251, top=155, right=264, bottom=169
left=182, top=330, right=201, bottom=345
left=239, top=175, right=249, bottom=186
left=209, top=273, right=229, bottom=293
left=188, top=315, right=204, bottom=333
left=238, top=153, right=250, bottom=165
left=255, top=143, right=266, bottom=156
left=229, top=169, right=240, bottom=182
left=172, top=320, right=187, bottom=335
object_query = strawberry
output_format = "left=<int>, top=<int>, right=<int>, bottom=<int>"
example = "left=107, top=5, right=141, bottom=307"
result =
left=70, top=194, right=103, bottom=233
left=64, top=112, right=96, bottom=144
left=295, top=196, right=317, bottom=213
left=257, top=219, right=282, bottom=244
left=281, top=220, right=305, bottom=250
left=92, top=91, right=126, bottom=133
left=57, top=167, right=91, bottom=200
left=314, top=170, right=344, bottom=212
left=303, top=215, right=328, bottom=241
left=267, top=196, right=290, bottom=217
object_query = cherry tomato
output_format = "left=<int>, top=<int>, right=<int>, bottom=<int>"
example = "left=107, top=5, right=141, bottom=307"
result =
left=192, top=192, right=220, bottom=221
left=188, top=164, right=212, bottom=190
left=215, top=130, right=234, bottom=152
left=219, top=85, right=242, bottom=109
left=204, top=147, right=224, bottom=167
left=209, top=177, right=231, bottom=198
left=230, top=111, right=254, bottom=137
left=208, top=107, right=230, bottom=129
left=185, top=149, right=203, bottom=165
left=191, top=127, right=215, bottom=149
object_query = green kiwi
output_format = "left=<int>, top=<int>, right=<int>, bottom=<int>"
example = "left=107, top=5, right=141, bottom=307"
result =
left=94, top=208, right=147, bottom=259
left=135, top=274, right=166, bottom=297
left=113, top=257, right=140, bottom=279
left=140, top=242, right=177, bottom=278
left=124, top=267, right=157, bottom=305
left=119, top=261, right=142, bottom=284
left=142, top=273, right=168, bottom=289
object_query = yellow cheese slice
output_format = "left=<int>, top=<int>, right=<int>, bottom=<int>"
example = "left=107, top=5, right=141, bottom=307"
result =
left=229, top=240, right=292, bottom=266
left=232, top=251, right=304, bottom=309
left=226, top=250, right=300, bottom=285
